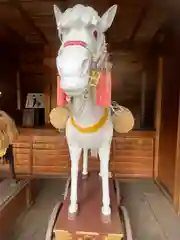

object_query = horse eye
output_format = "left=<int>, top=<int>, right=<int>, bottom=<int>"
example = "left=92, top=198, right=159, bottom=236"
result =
left=93, top=30, right=98, bottom=40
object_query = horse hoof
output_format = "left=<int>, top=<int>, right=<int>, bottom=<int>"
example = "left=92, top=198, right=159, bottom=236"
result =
left=82, top=173, right=88, bottom=180
left=68, top=204, right=78, bottom=220
left=68, top=211, right=78, bottom=220
left=101, top=213, right=111, bottom=224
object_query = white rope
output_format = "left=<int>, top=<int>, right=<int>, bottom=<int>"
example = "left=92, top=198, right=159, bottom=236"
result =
left=110, top=101, right=124, bottom=115
left=68, top=88, right=88, bottom=118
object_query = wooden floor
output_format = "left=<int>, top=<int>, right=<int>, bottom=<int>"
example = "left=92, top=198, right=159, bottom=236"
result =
left=0, top=179, right=25, bottom=207
left=120, top=180, right=180, bottom=240
left=10, top=178, right=180, bottom=240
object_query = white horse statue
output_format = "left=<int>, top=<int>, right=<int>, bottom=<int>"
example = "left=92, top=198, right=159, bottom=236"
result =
left=53, top=4, right=118, bottom=221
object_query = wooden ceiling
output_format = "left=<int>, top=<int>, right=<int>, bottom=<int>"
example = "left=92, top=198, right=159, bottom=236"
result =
left=0, top=0, right=178, bottom=51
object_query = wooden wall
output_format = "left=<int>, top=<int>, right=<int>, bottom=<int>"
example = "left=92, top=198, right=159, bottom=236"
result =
left=0, top=44, right=51, bottom=123
left=0, top=44, right=53, bottom=124
left=12, top=128, right=155, bottom=179
left=20, top=46, right=45, bottom=106
left=0, top=47, right=19, bottom=118
left=155, top=27, right=180, bottom=199
left=19, top=45, right=51, bottom=123
left=174, top=96, right=180, bottom=214
left=0, top=42, right=157, bottom=130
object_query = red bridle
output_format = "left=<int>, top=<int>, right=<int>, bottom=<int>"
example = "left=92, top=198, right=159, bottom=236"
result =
left=63, top=40, right=87, bottom=48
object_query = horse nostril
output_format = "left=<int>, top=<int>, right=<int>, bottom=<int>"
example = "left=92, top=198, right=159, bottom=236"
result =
left=81, top=59, right=90, bottom=76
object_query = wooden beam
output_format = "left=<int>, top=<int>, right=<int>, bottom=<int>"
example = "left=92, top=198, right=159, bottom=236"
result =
left=129, top=6, right=148, bottom=42
left=173, top=95, right=180, bottom=214
left=108, top=41, right=132, bottom=51
left=0, top=21, right=27, bottom=46
left=8, top=0, right=48, bottom=45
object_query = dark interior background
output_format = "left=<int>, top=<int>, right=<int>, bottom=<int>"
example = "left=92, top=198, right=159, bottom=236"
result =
left=0, top=0, right=179, bottom=130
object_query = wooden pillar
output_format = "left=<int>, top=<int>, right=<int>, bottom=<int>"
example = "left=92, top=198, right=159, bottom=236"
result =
left=16, top=71, right=21, bottom=110
left=43, top=56, right=57, bottom=110
left=43, top=48, right=50, bottom=123
left=173, top=95, right=180, bottom=214
left=140, top=71, right=146, bottom=127
left=154, top=56, right=163, bottom=179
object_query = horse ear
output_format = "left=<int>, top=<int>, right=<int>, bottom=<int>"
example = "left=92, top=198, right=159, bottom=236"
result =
left=99, top=5, right=118, bottom=33
left=53, top=5, right=62, bottom=29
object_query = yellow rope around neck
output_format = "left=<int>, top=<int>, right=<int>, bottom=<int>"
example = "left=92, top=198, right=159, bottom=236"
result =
left=71, top=108, right=108, bottom=133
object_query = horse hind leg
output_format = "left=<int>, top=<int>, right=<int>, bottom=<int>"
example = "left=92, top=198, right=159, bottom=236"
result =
left=82, top=148, right=88, bottom=179
left=98, top=144, right=111, bottom=223
left=68, top=146, right=82, bottom=220
left=99, top=156, right=103, bottom=178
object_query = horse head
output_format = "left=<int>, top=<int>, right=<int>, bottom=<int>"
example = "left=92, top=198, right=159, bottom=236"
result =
left=54, top=4, right=117, bottom=98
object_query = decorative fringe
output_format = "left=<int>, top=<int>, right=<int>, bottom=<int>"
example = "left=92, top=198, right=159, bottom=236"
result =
left=57, top=76, right=67, bottom=106
left=96, top=70, right=111, bottom=107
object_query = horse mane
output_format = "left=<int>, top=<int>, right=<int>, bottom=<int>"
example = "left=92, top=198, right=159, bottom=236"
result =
left=61, top=4, right=100, bottom=29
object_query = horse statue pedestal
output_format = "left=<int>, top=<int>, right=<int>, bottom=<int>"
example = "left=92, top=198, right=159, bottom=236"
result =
left=45, top=171, right=134, bottom=240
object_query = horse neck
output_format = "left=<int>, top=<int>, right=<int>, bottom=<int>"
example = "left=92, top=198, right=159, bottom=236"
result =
left=70, top=89, right=105, bottom=127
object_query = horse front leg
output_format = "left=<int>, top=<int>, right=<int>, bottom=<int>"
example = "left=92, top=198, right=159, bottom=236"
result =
left=98, top=143, right=111, bottom=222
left=68, top=146, right=82, bottom=219
left=82, top=148, right=88, bottom=179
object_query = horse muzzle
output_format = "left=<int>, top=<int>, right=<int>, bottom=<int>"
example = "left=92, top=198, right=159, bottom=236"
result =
left=60, top=76, right=89, bottom=97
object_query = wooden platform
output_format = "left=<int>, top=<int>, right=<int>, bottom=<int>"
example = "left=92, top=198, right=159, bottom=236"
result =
left=54, top=172, right=124, bottom=240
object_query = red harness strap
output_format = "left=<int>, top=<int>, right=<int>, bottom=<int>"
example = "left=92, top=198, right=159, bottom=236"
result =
left=64, top=41, right=87, bottom=48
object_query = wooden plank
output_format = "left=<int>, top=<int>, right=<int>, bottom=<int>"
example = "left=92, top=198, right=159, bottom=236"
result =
left=8, top=0, right=48, bottom=44
left=33, top=151, right=69, bottom=166
left=155, top=45, right=180, bottom=198
left=54, top=172, right=124, bottom=239
left=129, top=5, right=148, bottom=41
left=32, top=165, right=69, bottom=174
left=120, top=180, right=167, bottom=240
left=173, top=95, right=180, bottom=214
left=20, top=64, right=47, bottom=73
left=15, top=165, right=31, bottom=174
left=12, top=128, right=155, bottom=178
left=0, top=180, right=28, bottom=239
left=145, top=192, right=180, bottom=240
left=154, top=57, right=163, bottom=179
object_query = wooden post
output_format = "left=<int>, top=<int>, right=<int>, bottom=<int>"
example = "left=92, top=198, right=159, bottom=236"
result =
left=44, top=73, right=51, bottom=124
left=140, top=71, right=146, bottom=128
left=173, top=94, right=180, bottom=214
left=16, top=71, right=21, bottom=110
left=154, top=57, right=163, bottom=179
